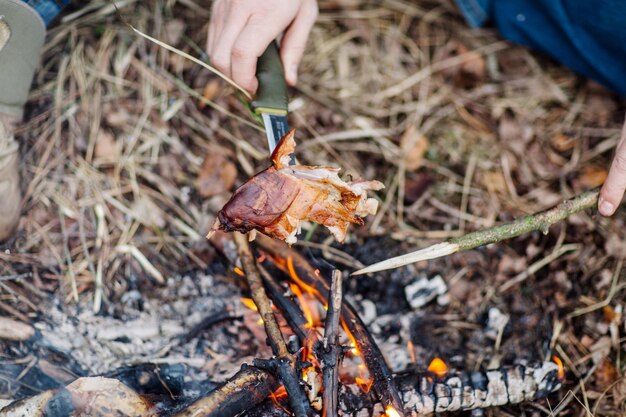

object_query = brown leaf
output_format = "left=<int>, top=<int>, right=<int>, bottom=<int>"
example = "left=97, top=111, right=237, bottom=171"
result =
left=595, top=357, right=619, bottom=388
left=482, top=170, right=508, bottom=195
left=577, top=165, right=608, bottom=189
left=400, top=125, right=429, bottom=171
left=603, top=305, right=617, bottom=323
left=457, top=44, right=486, bottom=79
left=94, top=130, right=121, bottom=161
left=203, top=79, right=221, bottom=102
left=550, top=133, right=576, bottom=152
left=196, top=147, right=237, bottom=198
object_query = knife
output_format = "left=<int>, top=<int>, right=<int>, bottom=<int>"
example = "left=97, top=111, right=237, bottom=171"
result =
left=251, top=41, right=289, bottom=154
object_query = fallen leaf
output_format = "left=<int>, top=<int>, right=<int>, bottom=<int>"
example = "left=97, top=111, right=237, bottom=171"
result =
left=94, top=130, right=121, bottom=161
left=130, top=196, right=166, bottom=228
left=203, top=79, right=221, bottom=102
left=577, top=165, right=608, bottom=189
left=550, top=133, right=575, bottom=152
left=457, top=44, right=486, bottom=79
left=595, top=357, right=619, bottom=388
left=196, top=147, right=237, bottom=198
left=400, top=125, right=429, bottom=171
left=404, top=172, right=431, bottom=204
left=482, top=170, right=508, bottom=195
left=603, top=305, right=617, bottom=323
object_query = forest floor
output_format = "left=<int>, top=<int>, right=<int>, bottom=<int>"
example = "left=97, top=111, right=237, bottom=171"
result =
left=1, top=0, right=625, bottom=415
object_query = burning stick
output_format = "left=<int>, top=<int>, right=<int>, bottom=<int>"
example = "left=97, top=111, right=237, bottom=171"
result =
left=173, top=366, right=279, bottom=417
left=255, top=234, right=406, bottom=416
left=232, top=232, right=313, bottom=417
left=394, top=361, right=563, bottom=415
left=258, top=264, right=311, bottom=343
left=353, top=189, right=599, bottom=275
left=318, top=270, right=343, bottom=417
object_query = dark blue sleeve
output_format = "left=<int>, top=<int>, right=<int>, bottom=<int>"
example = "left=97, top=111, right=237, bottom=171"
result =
left=21, top=0, right=71, bottom=26
left=456, top=0, right=626, bottom=97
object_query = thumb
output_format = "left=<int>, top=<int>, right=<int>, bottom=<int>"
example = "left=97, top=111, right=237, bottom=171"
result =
left=280, top=0, right=318, bottom=86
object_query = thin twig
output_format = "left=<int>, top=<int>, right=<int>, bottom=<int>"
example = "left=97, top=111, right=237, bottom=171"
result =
left=320, top=270, right=342, bottom=417
left=353, top=189, right=599, bottom=275
left=233, top=232, right=313, bottom=417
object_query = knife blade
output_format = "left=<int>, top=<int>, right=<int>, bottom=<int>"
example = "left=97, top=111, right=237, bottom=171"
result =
left=251, top=41, right=289, bottom=154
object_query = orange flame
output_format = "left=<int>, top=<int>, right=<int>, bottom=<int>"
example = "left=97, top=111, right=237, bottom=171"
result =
left=385, top=405, right=402, bottom=417
left=355, top=363, right=373, bottom=393
left=340, top=319, right=360, bottom=355
left=407, top=340, right=416, bottom=364
left=290, top=283, right=315, bottom=329
left=287, top=256, right=322, bottom=300
left=355, top=376, right=373, bottom=394
left=269, top=386, right=289, bottom=413
left=427, top=357, right=448, bottom=378
left=234, top=267, right=245, bottom=277
left=553, top=356, right=565, bottom=380
left=241, top=298, right=258, bottom=312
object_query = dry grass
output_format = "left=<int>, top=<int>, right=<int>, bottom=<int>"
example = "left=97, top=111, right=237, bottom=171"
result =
left=1, top=0, right=625, bottom=414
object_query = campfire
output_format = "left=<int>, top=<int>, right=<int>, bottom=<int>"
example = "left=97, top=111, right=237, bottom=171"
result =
left=1, top=232, right=564, bottom=416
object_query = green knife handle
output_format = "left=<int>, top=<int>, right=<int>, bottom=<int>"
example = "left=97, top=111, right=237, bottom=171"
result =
left=251, top=41, right=288, bottom=115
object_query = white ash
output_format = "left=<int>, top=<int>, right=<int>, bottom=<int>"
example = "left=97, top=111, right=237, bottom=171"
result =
left=31, top=273, right=248, bottom=376
left=359, top=299, right=378, bottom=325
left=404, top=275, right=449, bottom=310
left=485, top=307, right=509, bottom=340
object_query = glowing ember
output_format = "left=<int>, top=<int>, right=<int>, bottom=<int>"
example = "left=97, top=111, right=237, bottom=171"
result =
left=233, top=267, right=245, bottom=277
left=427, top=357, right=448, bottom=378
left=241, top=298, right=258, bottom=312
left=553, top=356, right=565, bottom=380
left=385, top=405, right=402, bottom=417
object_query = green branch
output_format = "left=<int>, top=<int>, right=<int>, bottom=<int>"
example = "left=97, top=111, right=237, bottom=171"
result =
left=352, top=189, right=599, bottom=276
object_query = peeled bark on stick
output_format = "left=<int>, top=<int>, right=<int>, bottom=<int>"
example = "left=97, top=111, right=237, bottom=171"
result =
left=353, top=189, right=599, bottom=275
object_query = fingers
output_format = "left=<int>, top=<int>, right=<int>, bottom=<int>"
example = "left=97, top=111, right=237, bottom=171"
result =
left=230, top=20, right=283, bottom=93
left=280, top=0, right=318, bottom=85
left=207, top=0, right=223, bottom=55
left=206, top=0, right=318, bottom=93
left=209, top=4, right=249, bottom=79
left=599, top=117, right=626, bottom=216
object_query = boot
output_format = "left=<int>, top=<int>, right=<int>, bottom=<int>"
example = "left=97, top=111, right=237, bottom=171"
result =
left=0, top=116, right=20, bottom=241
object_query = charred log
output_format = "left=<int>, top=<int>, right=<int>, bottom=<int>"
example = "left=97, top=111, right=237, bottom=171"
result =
left=173, top=365, right=278, bottom=417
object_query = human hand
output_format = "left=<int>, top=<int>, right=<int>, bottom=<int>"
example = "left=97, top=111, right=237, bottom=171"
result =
left=207, top=0, right=318, bottom=94
left=599, top=116, right=626, bottom=216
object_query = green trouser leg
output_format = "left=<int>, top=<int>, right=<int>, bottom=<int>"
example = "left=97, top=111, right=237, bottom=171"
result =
left=0, top=0, right=45, bottom=119
left=0, top=0, right=45, bottom=240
